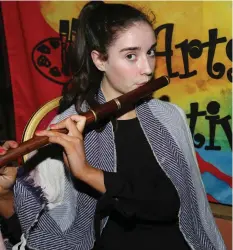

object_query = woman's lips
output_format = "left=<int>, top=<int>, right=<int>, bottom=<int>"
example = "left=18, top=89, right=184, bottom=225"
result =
left=136, top=82, right=147, bottom=87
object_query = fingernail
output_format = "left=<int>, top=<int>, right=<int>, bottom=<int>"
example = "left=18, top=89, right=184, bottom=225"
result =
left=35, top=130, right=42, bottom=134
left=0, top=148, right=5, bottom=153
left=50, top=124, right=56, bottom=128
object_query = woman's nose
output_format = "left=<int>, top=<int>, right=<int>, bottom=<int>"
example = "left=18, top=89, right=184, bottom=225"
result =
left=139, top=57, right=154, bottom=76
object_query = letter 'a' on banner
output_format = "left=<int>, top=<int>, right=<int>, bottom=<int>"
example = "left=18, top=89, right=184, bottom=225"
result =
left=1, top=1, right=232, bottom=206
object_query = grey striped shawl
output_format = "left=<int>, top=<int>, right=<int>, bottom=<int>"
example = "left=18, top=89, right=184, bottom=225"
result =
left=12, top=90, right=225, bottom=250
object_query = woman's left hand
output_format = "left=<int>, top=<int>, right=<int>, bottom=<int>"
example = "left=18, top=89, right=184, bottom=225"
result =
left=35, top=115, right=91, bottom=180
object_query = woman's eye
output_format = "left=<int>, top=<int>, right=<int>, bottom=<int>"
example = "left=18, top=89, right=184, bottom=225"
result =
left=148, top=49, right=156, bottom=57
left=126, top=54, right=136, bottom=60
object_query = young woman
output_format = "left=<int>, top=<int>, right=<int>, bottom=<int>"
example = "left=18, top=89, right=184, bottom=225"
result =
left=0, top=2, right=226, bottom=250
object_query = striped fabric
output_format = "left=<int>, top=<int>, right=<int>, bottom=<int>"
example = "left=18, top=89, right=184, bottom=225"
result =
left=10, top=89, right=226, bottom=250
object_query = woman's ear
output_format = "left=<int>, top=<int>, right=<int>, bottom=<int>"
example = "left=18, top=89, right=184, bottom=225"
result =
left=91, top=50, right=106, bottom=71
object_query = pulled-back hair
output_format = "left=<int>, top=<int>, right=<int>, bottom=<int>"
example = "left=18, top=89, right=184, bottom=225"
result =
left=59, top=1, right=155, bottom=113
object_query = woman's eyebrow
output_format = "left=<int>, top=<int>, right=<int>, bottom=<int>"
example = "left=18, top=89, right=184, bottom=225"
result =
left=148, top=42, right=157, bottom=50
left=119, top=46, right=141, bottom=53
left=119, top=42, right=157, bottom=53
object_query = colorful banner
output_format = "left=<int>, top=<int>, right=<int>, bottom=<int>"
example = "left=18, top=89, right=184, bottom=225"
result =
left=2, top=1, right=232, bottom=205
left=146, top=1, right=232, bottom=205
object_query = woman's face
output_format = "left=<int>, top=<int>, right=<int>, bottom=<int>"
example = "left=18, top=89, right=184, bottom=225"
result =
left=101, top=21, right=156, bottom=101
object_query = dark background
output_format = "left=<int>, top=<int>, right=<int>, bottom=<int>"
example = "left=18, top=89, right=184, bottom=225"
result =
left=0, top=4, right=15, bottom=143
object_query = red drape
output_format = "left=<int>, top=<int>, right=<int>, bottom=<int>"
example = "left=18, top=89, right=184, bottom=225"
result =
left=1, top=1, right=70, bottom=142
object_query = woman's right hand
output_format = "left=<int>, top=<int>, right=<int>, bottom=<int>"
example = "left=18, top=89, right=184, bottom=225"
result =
left=0, top=141, right=19, bottom=198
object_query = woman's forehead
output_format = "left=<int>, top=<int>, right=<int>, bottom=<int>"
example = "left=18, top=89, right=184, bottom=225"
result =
left=110, top=22, right=156, bottom=51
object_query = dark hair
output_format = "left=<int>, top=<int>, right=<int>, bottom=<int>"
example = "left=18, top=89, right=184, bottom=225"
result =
left=59, top=1, right=155, bottom=114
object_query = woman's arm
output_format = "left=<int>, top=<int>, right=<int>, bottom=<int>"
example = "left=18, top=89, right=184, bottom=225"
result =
left=0, top=141, right=19, bottom=218
left=35, top=115, right=168, bottom=221
left=0, top=141, right=22, bottom=246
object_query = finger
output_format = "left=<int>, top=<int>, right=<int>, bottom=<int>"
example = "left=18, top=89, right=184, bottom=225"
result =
left=35, top=128, right=79, bottom=140
left=50, top=115, right=86, bottom=134
left=49, top=117, right=84, bottom=139
left=2, top=141, right=18, bottom=150
left=0, top=147, right=6, bottom=155
left=49, top=118, right=81, bottom=138
left=35, top=130, right=83, bottom=146
left=0, top=165, right=18, bottom=175
left=0, top=166, right=6, bottom=174
left=49, top=117, right=69, bottom=130
left=4, top=165, right=18, bottom=176
left=65, top=118, right=83, bottom=139
left=35, top=129, right=65, bottom=137
left=47, top=135, right=79, bottom=156
left=70, top=115, right=87, bottom=134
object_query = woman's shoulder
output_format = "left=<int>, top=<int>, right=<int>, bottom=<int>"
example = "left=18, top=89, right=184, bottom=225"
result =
left=147, top=99, right=191, bottom=139
left=148, top=98, right=186, bottom=118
